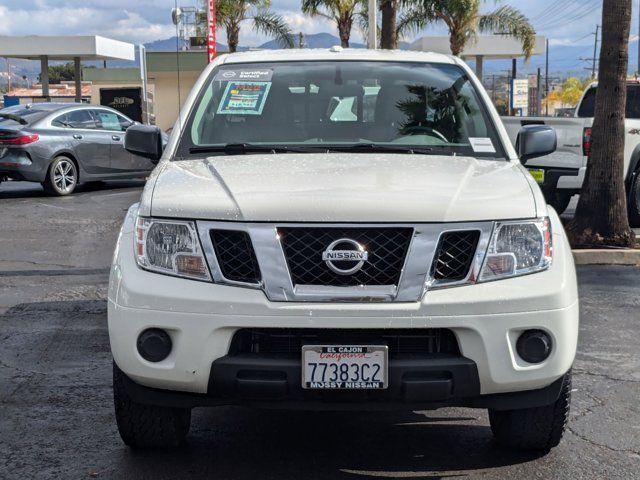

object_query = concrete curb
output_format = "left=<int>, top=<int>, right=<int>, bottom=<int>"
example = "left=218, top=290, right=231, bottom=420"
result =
left=572, top=249, right=640, bottom=266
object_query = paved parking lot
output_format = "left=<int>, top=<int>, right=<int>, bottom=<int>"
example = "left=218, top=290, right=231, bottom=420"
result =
left=1, top=181, right=639, bottom=479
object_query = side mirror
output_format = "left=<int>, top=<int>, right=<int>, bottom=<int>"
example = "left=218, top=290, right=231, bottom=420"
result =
left=517, top=125, right=557, bottom=164
left=124, top=124, right=163, bottom=164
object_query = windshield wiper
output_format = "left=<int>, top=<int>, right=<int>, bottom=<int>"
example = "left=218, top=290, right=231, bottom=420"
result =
left=0, top=113, right=28, bottom=125
left=324, top=143, right=449, bottom=155
left=189, top=143, right=326, bottom=155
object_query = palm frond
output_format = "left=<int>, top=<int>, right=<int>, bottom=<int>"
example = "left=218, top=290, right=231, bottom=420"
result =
left=252, top=11, right=295, bottom=48
left=396, top=5, right=433, bottom=39
left=478, top=5, right=536, bottom=59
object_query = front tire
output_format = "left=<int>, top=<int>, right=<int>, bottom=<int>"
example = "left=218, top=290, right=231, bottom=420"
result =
left=489, top=371, right=572, bottom=451
left=113, top=362, right=191, bottom=448
left=42, top=156, right=78, bottom=196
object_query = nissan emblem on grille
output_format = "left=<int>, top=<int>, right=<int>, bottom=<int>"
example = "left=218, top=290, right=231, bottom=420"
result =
left=321, top=238, right=369, bottom=275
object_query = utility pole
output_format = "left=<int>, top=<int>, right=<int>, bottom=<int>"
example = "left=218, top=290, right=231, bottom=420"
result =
left=5, top=58, right=10, bottom=93
left=298, top=32, right=305, bottom=49
left=368, top=0, right=377, bottom=48
left=537, top=68, right=543, bottom=116
left=491, top=74, right=496, bottom=103
left=592, top=24, right=600, bottom=79
left=545, top=39, right=549, bottom=116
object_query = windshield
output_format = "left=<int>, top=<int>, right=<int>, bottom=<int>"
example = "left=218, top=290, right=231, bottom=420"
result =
left=180, top=61, right=504, bottom=159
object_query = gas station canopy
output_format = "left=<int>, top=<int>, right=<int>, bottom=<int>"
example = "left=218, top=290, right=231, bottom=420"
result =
left=410, top=35, right=546, bottom=79
left=0, top=35, right=135, bottom=102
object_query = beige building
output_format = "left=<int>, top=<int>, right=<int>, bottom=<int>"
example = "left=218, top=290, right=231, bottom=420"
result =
left=83, top=51, right=208, bottom=131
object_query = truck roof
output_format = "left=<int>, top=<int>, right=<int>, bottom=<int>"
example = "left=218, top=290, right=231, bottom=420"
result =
left=219, top=47, right=458, bottom=66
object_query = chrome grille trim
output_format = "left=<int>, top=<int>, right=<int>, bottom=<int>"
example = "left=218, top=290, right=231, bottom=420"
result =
left=197, top=221, right=495, bottom=302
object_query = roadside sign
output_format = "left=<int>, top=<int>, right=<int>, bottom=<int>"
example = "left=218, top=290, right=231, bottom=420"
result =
left=511, top=79, right=529, bottom=112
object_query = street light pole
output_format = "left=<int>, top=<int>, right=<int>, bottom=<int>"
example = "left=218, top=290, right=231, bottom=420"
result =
left=368, top=0, right=377, bottom=49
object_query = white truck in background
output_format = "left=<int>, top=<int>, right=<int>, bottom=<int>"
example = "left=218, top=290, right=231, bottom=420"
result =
left=502, top=82, right=640, bottom=226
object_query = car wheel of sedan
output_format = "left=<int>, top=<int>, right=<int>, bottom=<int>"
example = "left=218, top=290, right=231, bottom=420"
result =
left=43, top=156, right=78, bottom=196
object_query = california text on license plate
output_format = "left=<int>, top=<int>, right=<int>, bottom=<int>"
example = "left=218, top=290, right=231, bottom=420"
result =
left=302, top=345, right=388, bottom=389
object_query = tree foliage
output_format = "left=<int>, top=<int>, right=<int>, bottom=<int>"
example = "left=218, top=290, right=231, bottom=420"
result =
left=198, top=0, right=294, bottom=53
left=301, top=0, right=367, bottom=48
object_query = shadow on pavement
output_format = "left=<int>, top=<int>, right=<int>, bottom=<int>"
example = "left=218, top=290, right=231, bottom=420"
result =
left=113, top=408, right=546, bottom=479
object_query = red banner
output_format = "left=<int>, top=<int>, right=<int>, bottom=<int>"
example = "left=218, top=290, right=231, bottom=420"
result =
left=207, top=0, right=216, bottom=62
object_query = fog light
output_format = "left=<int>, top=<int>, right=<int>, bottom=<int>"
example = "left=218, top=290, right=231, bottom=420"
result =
left=516, top=330, right=552, bottom=364
left=137, top=328, right=172, bottom=362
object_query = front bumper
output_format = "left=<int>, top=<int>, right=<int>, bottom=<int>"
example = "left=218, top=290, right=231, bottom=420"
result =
left=108, top=206, right=579, bottom=402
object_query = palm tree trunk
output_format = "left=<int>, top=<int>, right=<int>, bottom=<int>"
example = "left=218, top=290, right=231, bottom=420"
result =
left=227, top=22, right=240, bottom=53
left=449, top=28, right=465, bottom=57
left=380, top=0, right=397, bottom=49
left=566, top=0, right=635, bottom=248
left=338, top=15, right=352, bottom=48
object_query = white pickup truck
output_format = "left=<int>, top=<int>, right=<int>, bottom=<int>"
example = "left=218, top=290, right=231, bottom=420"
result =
left=502, top=82, right=640, bottom=225
left=108, top=48, right=578, bottom=451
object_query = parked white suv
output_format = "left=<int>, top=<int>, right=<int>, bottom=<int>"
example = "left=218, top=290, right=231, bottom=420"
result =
left=108, top=49, right=579, bottom=451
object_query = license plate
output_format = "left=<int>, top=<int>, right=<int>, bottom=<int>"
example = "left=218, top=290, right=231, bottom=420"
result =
left=302, top=345, right=388, bottom=389
left=528, top=168, right=545, bottom=184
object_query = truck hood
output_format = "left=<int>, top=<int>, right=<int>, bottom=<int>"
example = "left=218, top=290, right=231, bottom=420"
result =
left=148, top=153, right=536, bottom=222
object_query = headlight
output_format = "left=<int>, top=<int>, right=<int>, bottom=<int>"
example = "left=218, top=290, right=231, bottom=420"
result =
left=135, top=217, right=211, bottom=281
left=479, top=217, right=552, bottom=281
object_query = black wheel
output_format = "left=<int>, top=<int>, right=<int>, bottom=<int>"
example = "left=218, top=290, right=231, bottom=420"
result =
left=489, top=370, right=572, bottom=451
left=547, top=192, right=572, bottom=214
left=42, top=156, right=78, bottom=196
left=628, top=172, right=640, bottom=227
left=113, top=362, right=191, bottom=448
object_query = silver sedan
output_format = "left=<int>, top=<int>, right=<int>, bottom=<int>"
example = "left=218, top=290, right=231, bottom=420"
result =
left=0, top=103, right=157, bottom=195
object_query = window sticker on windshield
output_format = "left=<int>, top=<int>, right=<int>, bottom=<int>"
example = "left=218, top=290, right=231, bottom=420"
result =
left=217, top=81, right=272, bottom=115
left=214, top=69, right=273, bottom=82
left=469, top=137, right=496, bottom=153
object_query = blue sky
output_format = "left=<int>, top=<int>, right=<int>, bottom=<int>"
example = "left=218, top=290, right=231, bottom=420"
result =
left=0, top=0, right=631, bottom=50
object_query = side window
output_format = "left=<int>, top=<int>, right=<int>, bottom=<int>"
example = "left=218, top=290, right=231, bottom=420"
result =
left=51, top=113, right=68, bottom=127
left=93, top=110, right=124, bottom=131
left=117, top=114, right=133, bottom=131
left=66, top=109, right=96, bottom=129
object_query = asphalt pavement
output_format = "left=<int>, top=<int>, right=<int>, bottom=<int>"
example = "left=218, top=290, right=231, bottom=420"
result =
left=1, top=181, right=639, bottom=479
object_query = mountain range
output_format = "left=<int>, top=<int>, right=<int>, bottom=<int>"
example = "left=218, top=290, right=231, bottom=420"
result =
left=2, top=32, right=639, bottom=85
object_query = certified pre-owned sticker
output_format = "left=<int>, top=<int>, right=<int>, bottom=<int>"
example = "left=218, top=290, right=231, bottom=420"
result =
left=217, top=81, right=272, bottom=115
left=214, top=69, right=274, bottom=81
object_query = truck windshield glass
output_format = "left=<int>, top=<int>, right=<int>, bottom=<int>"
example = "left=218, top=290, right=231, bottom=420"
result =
left=183, top=61, right=504, bottom=159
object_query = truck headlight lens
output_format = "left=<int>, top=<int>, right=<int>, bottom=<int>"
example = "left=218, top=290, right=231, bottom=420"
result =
left=135, top=217, right=211, bottom=281
left=479, top=218, right=552, bottom=281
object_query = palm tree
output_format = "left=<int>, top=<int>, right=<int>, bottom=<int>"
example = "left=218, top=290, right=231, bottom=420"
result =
left=566, top=0, right=636, bottom=248
left=399, top=0, right=536, bottom=59
left=302, top=0, right=367, bottom=48
left=216, top=0, right=294, bottom=53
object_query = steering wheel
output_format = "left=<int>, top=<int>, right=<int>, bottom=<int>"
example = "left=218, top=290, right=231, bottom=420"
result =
left=400, top=125, right=449, bottom=143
